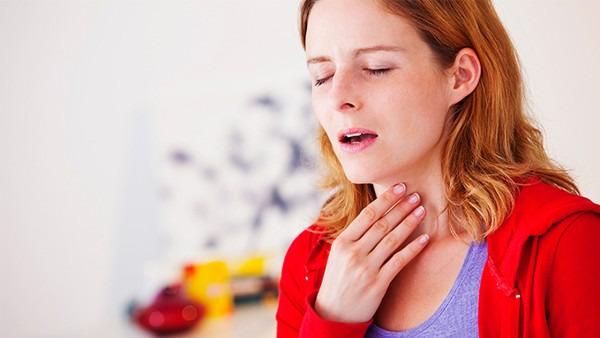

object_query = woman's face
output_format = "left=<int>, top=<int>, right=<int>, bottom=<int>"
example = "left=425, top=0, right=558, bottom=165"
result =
left=305, top=0, right=455, bottom=185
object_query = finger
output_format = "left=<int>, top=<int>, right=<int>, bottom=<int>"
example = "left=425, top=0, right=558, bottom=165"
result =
left=338, top=183, right=407, bottom=241
left=355, top=192, right=421, bottom=254
left=378, top=233, right=430, bottom=285
left=368, top=203, right=426, bottom=266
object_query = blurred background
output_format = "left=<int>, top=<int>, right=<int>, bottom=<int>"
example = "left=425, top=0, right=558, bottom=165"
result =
left=0, top=1, right=598, bottom=337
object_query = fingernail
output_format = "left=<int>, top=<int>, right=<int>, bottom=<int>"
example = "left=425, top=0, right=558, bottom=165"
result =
left=419, top=234, right=430, bottom=244
left=393, top=183, right=406, bottom=195
left=408, top=193, right=419, bottom=204
left=414, top=205, right=425, bottom=216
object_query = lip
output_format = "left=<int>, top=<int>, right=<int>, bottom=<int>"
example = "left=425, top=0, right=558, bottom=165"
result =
left=337, top=127, right=379, bottom=154
left=337, top=128, right=379, bottom=142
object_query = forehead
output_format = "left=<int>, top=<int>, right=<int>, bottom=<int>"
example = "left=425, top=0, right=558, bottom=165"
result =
left=305, top=0, right=420, bottom=56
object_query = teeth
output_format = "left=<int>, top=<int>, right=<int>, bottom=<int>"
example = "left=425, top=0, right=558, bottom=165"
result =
left=346, top=132, right=363, bottom=137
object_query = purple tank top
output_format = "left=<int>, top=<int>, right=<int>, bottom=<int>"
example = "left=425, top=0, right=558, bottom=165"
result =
left=364, top=240, right=488, bottom=338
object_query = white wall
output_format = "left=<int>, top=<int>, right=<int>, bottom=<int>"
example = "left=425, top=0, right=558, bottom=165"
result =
left=0, top=1, right=598, bottom=337
left=494, top=0, right=600, bottom=199
left=0, top=2, right=160, bottom=337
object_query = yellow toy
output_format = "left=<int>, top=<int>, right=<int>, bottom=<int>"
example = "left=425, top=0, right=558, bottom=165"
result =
left=182, top=260, right=233, bottom=318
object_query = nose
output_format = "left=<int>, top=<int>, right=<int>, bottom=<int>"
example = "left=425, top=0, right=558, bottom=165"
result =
left=329, top=69, right=362, bottom=112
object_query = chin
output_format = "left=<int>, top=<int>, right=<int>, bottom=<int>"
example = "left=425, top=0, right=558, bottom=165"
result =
left=341, top=166, right=380, bottom=185
left=340, top=159, right=408, bottom=187
left=335, top=152, right=401, bottom=185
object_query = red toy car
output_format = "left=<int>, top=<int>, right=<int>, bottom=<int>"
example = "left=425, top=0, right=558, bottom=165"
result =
left=131, top=284, right=205, bottom=335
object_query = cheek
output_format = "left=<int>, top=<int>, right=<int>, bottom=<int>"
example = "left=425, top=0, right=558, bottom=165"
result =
left=416, top=70, right=451, bottom=109
left=387, top=73, right=449, bottom=122
left=376, top=79, right=450, bottom=149
left=311, top=92, right=330, bottom=128
left=311, top=99, right=336, bottom=146
left=312, top=102, right=323, bottom=126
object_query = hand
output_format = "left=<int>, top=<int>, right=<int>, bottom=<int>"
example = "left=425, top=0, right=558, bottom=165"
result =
left=314, top=183, right=429, bottom=323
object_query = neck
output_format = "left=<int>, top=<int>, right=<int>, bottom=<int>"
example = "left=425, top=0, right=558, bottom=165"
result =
left=372, top=165, right=455, bottom=242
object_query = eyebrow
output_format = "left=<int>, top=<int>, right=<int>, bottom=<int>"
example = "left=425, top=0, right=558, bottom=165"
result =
left=306, top=45, right=406, bottom=65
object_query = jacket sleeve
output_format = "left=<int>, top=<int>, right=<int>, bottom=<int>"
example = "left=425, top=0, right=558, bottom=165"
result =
left=276, top=229, right=372, bottom=338
left=547, top=212, right=600, bottom=337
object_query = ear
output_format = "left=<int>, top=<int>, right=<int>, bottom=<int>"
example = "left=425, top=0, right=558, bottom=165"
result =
left=447, top=48, right=481, bottom=106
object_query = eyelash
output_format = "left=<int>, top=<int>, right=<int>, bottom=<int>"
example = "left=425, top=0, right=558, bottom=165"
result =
left=314, top=68, right=391, bottom=87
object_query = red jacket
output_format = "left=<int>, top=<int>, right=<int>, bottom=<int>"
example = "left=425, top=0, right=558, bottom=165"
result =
left=276, top=177, right=600, bottom=337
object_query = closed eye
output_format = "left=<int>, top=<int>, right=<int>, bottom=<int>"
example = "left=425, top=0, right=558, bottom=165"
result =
left=314, top=76, right=331, bottom=87
left=313, top=68, right=392, bottom=87
left=365, top=68, right=391, bottom=76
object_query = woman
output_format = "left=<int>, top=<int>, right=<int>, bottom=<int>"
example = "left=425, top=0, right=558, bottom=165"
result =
left=276, top=0, right=600, bottom=337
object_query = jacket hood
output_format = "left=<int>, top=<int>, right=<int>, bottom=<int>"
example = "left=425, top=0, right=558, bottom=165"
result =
left=487, top=176, right=600, bottom=293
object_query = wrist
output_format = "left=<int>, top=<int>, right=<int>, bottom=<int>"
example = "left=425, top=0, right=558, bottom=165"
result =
left=314, top=292, right=367, bottom=323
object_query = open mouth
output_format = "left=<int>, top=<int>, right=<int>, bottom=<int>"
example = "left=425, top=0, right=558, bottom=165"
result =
left=339, top=132, right=378, bottom=144
left=337, top=128, right=379, bottom=153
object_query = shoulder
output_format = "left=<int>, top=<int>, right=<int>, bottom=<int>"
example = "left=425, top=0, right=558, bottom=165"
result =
left=545, top=211, right=600, bottom=335
left=538, top=191, right=600, bottom=258
left=558, top=211, right=600, bottom=231
left=282, top=225, right=331, bottom=274
left=552, top=211, right=600, bottom=257
left=288, top=225, right=323, bottom=250
left=515, top=178, right=593, bottom=213
left=539, top=210, right=600, bottom=281
left=283, top=225, right=326, bottom=262
left=279, top=224, right=331, bottom=296
left=506, top=177, right=600, bottom=238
